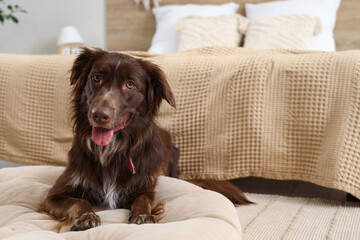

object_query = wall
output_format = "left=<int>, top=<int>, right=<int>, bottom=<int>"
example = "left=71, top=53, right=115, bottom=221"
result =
left=0, top=0, right=106, bottom=54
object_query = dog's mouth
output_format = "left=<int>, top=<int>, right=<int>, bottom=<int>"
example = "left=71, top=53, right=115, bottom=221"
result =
left=91, top=118, right=128, bottom=146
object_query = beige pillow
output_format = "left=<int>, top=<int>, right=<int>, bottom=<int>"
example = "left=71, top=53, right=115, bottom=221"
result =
left=176, top=14, right=249, bottom=52
left=244, top=14, right=321, bottom=50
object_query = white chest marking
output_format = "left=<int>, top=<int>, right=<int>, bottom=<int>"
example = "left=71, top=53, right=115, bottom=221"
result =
left=103, top=179, right=118, bottom=209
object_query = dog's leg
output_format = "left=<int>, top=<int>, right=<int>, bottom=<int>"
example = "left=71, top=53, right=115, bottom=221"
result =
left=43, top=175, right=101, bottom=231
left=44, top=194, right=100, bottom=231
left=128, top=192, right=157, bottom=224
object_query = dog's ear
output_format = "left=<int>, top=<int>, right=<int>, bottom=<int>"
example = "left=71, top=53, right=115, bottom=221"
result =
left=70, top=47, right=106, bottom=103
left=140, top=59, right=176, bottom=115
left=70, top=47, right=105, bottom=86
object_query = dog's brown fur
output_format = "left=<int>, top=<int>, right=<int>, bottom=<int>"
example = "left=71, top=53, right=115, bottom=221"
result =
left=43, top=48, right=251, bottom=231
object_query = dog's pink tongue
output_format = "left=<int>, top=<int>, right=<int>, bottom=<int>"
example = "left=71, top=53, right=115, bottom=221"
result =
left=92, top=127, right=114, bottom=146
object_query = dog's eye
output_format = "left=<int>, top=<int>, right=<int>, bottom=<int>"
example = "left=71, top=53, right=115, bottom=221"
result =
left=92, top=74, right=101, bottom=83
left=126, top=81, right=135, bottom=89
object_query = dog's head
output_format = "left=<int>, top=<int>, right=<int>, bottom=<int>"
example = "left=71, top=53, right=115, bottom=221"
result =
left=70, top=47, right=175, bottom=146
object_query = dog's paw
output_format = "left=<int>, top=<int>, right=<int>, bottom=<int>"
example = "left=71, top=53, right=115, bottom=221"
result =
left=71, top=212, right=101, bottom=231
left=129, top=212, right=156, bottom=224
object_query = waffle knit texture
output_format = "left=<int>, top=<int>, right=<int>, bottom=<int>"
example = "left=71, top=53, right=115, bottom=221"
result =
left=0, top=47, right=360, bottom=199
left=0, top=54, right=74, bottom=166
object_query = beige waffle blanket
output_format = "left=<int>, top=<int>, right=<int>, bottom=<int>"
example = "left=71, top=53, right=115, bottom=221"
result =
left=0, top=47, right=360, bottom=198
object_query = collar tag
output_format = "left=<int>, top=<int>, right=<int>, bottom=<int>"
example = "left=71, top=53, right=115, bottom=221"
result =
left=128, top=157, right=136, bottom=174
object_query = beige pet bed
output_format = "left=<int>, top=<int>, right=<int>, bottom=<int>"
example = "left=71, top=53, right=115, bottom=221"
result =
left=0, top=166, right=242, bottom=240
left=2, top=166, right=360, bottom=239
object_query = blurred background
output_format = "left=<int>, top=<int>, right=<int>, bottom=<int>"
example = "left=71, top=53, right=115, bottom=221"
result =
left=0, top=0, right=106, bottom=54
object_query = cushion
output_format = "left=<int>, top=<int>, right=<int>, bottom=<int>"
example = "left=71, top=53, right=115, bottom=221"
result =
left=245, top=0, right=341, bottom=51
left=0, top=166, right=242, bottom=240
left=148, top=2, right=239, bottom=54
left=243, top=14, right=321, bottom=50
left=176, top=14, right=249, bottom=52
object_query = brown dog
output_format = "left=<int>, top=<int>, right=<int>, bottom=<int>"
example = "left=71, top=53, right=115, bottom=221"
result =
left=43, top=48, right=251, bottom=231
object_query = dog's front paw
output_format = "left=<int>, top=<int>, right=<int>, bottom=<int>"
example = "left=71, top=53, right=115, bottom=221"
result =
left=71, top=212, right=101, bottom=231
left=129, top=212, right=156, bottom=224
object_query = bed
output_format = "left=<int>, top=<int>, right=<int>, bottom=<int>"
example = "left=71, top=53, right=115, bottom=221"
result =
left=1, top=0, right=360, bottom=239
left=106, top=0, right=360, bottom=51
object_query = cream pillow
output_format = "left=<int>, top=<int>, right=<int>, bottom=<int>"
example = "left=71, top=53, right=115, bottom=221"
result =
left=148, top=2, right=240, bottom=54
left=176, top=14, right=249, bottom=52
left=244, top=14, right=321, bottom=50
left=245, top=0, right=341, bottom=51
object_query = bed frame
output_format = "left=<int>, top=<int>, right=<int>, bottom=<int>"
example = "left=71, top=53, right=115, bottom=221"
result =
left=106, top=0, right=360, bottom=51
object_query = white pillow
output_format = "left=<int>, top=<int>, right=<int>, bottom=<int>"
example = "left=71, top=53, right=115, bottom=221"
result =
left=245, top=0, right=341, bottom=51
left=148, top=2, right=239, bottom=54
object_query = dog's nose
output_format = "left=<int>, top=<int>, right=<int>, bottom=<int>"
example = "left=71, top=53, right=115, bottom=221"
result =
left=92, top=107, right=113, bottom=125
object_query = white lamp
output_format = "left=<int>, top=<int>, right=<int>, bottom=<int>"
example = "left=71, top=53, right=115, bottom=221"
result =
left=57, top=26, right=84, bottom=55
